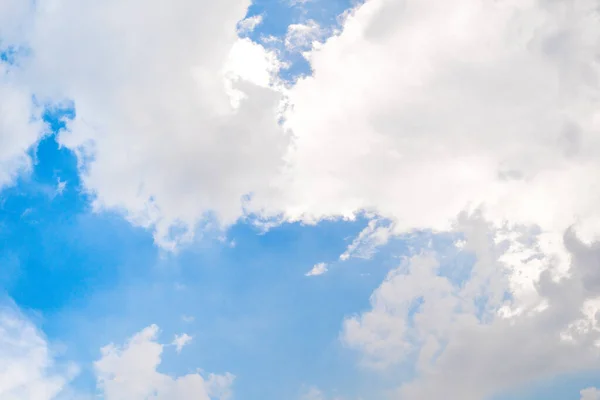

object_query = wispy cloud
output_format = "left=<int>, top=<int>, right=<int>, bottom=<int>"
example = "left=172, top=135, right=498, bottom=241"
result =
left=305, top=262, right=328, bottom=277
left=237, top=14, right=263, bottom=35
left=172, top=333, right=193, bottom=353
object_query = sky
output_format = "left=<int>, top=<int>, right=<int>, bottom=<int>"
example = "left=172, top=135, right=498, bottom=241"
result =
left=0, top=0, right=600, bottom=399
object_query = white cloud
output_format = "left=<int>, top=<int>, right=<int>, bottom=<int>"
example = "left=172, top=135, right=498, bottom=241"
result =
left=285, top=20, right=326, bottom=52
left=0, top=303, right=77, bottom=400
left=259, top=4, right=600, bottom=394
left=10, top=0, right=598, bottom=258
left=223, top=37, right=284, bottom=108
left=0, top=0, right=596, bottom=262
left=299, top=386, right=349, bottom=400
left=0, top=0, right=289, bottom=250
left=339, top=219, right=393, bottom=261
left=266, top=0, right=600, bottom=254
left=95, top=324, right=234, bottom=400
left=55, top=178, right=67, bottom=196
left=305, top=262, right=328, bottom=277
left=582, top=387, right=600, bottom=400
left=342, top=214, right=600, bottom=399
left=0, top=0, right=34, bottom=44
left=0, top=1, right=47, bottom=191
left=237, top=14, right=263, bottom=36
left=0, top=65, right=45, bottom=190
left=1, top=0, right=600, bottom=396
left=172, top=333, right=193, bottom=353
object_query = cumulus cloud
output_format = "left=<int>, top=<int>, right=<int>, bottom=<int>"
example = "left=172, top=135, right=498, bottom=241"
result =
left=268, top=0, right=600, bottom=249
left=1, top=0, right=600, bottom=396
left=0, top=0, right=289, bottom=249
left=342, top=214, right=600, bottom=399
left=0, top=303, right=77, bottom=400
left=95, top=324, right=234, bottom=400
left=9, top=0, right=599, bottom=258
left=268, top=4, right=600, bottom=393
left=1, top=0, right=598, bottom=257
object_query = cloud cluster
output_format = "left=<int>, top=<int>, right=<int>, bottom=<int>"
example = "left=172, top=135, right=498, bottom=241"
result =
left=0, top=302, right=231, bottom=400
left=343, top=215, right=600, bottom=399
left=1, top=0, right=599, bottom=246
left=7, top=0, right=597, bottom=255
left=0, top=0, right=45, bottom=190
left=274, top=2, right=600, bottom=393
left=2, top=0, right=600, bottom=397
left=1, top=0, right=287, bottom=249
left=275, top=0, right=600, bottom=240
left=96, top=325, right=233, bottom=400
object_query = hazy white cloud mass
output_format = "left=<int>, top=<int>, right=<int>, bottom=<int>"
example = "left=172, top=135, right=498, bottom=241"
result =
left=1, top=0, right=600, bottom=398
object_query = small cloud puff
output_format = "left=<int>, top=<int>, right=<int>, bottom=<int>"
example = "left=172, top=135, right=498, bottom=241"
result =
left=181, top=315, right=195, bottom=323
left=237, top=14, right=263, bottom=36
left=56, top=178, right=67, bottom=196
left=305, top=262, right=328, bottom=277
left=172, top=333, right=193, bottom=353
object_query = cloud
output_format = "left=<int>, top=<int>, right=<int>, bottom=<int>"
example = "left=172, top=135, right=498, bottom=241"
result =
left=0, top=0, right=35, bottom=44
left=95, top=324, right=234, bottom=400
left=284, top=20, right=326, bottom=52
left=1, top=1, right=600, bottom=396
left=266, top=0, right=600, bottom=253
left=305, top=262, right=328, bottom=277
left=0, top=0, right=288, bottom=250
left=289, top=0, right=314, bottom=6
left=7, top=0, right=598, bottom=258
left=0, top=302, right=77, bottom=400
left=264, top=4, right=600, bottom=393
left=582, top=387, right=600, bottom=400
left=300, top=386, right=349, bottom=400
left=0, top=0, right=597, bottom=259
left=55, top=178, right=67, bottom=196
left=0, top=0, right=46, bottom=190
left=342, top=214, right=600, bottom=399
left=300, top=386, right=325, bottom=400
left=0, top=65, right=45, bottom=190
left=339, top=219, right=394, bottom=261
left=172, top=333, right=193, bottom=353
left=237, top=14, right=263, bottom=36
left=181, top=315, right=195, bottom=323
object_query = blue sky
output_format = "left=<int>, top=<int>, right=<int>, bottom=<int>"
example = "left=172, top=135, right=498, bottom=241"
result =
left=1, top=0, right=600, bottom=399
left=0, top=121, right=395, bottom=397
left=2, top=93, right=393, bottom=397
